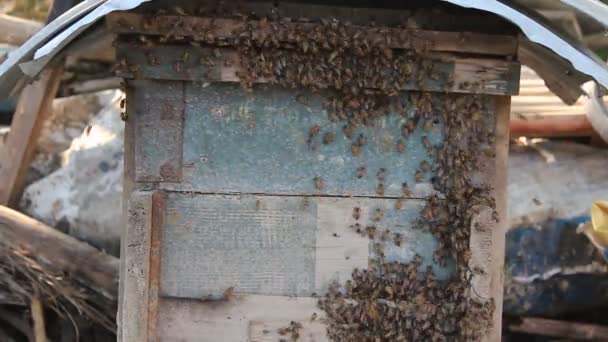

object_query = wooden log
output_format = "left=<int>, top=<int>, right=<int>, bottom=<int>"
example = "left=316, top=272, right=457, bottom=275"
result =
left=509, top=317, right=608, bottom=340
left=0, top=14, right=42, bottom=46
left=0, top=205, right=119, bottom=300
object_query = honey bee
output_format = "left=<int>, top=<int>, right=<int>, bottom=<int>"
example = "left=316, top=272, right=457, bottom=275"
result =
left=223, top=287, right=234, bottom=300
left=353, top=207, right=361, bottom=220
left=376, top=183, right=385, bottom=195
left=356, top=166, right=367, bottom=178
left=396, top=140, right=406, bottom=154
left=313, top=176, right=325, bottom=190
left=351, top=144, right=361, bottom=157
left=374, top=208, right=384, bottom=222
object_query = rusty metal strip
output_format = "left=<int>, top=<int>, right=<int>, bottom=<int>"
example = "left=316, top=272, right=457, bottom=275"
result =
left=147, top=191, right=165, bottom=342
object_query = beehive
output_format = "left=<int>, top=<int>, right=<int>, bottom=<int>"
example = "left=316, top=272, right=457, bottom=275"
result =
left=111, top=2, right=517, bottom=341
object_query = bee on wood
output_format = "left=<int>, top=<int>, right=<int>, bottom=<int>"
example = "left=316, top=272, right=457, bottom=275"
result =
left=415, top=171, right=423, bottom=183
left=223, top=287, right=234, bottom=300
left=351, top=144, right=361, bottom=157
left=374, top=208, right=384, bottom=222
left=366, top=225, right=377, bottom=239
left=422, top=135, right=431, bottom=149
left=356, top=165, right=367, bottom=179
left=376, top=168, right=386, bottom=181
left=419, top=160, right=430, bottom=173
left=313, top=176, right=325, bottom=190
left=323, top=132, right=334, bottom=145
left=396, top=140, right=406, bottom=154
left=353, top=207, right=361, bottom=221
left=395, top=198, right=404, bottom=210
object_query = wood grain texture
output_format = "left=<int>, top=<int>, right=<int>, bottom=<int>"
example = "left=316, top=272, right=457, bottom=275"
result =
left=118, top=83, right=136, bottom=342
left=116, top=43, right=519, bottom=96
left=148, top=192, right=165, bottom=342
left=107, top=12, right=518, bottom=57
left=0, top=67, right=63, bottom=207
left=158, top=296, right=327, bottom=341
left=121, top=191, right=153, bottom=342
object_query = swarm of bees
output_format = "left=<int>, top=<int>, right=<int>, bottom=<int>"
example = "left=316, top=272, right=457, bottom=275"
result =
left=120, top=8, right=498, bottom=341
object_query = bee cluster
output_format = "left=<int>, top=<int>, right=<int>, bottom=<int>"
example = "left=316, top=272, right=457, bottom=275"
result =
left=316, top=94, right=496, bottom=341
left=121, top=8, right=498, bottom=341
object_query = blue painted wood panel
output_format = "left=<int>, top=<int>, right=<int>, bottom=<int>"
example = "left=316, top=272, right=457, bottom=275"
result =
left=161, top=83, right=449, bottom=197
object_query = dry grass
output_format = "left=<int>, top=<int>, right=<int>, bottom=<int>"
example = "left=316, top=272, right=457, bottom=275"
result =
left=0, top=241, right=117, bottom=333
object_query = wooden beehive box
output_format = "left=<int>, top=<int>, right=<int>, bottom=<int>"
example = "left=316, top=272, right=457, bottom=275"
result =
left=110, top=2, right=518, bottom=341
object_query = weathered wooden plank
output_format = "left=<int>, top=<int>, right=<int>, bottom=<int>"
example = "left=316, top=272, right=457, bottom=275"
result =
left=130, top=80, right=185, bottom=183
left=121, top=191, right=153, bottom=342
left=159, top=193, right=450, bottom=299
left=116, top=43, right=520, bottom=96
left=107, top=13, right=518, bottom=57
left=469, top=96, right=510, bottom=342
left=148, top=192, right=165, bottom=342
left=0, top=67, right=63, bottom=207
left=159, top=296, right=326, bottom=341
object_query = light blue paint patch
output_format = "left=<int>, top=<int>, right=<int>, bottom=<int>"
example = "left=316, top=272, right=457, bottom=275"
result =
left=180, top=83, right=443, bottom=196
left=370, top=204, right=455, bottom=280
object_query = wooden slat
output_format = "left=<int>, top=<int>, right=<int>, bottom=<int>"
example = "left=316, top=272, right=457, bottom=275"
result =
left=468, top=96, right=510, bottom=342
left=106, top=12, right=518, bottom=57
left=0, top=67, right=63, bottom=207
left=122, top=191, right=153, bottom=342
left=518, top=37, right=590, bottom=105
left=510, top=317, right=608, bottom=340
left=159, top=296, right=326, bottom=341
left=148, top=192, right=165, bottom=342
left=115, top=43, right=520, bottom=96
